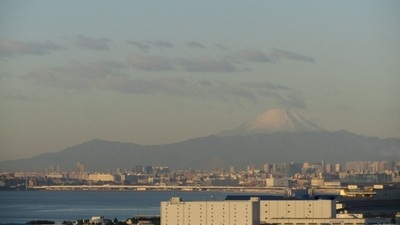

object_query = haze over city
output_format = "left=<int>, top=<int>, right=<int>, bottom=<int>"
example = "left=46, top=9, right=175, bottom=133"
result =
left=1, top=1, right=399, bottom=161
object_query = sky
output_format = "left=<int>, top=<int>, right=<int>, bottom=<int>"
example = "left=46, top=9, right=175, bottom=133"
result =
left=1, top=1, right=399, bottom=161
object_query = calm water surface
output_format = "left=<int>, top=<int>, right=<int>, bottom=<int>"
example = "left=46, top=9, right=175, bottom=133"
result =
left=0, top=191, right=239, bottom=224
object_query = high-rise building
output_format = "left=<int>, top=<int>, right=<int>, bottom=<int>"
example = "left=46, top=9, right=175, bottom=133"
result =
left=229, top=166, right=236, bottom=174
left=325, top=163, right=332, bottom=174
left=335, top=163, right=341, bottom=173
left=76, top=161, right=85, bottom=172
left=247, top=165, right=256, bottom=174
left=263, top=163, right=270, bottom=173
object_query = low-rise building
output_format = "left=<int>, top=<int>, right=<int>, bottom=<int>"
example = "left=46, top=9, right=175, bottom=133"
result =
left=87, top=173, right=114, bottom=182
left=266, top=177, right=289, bottom=187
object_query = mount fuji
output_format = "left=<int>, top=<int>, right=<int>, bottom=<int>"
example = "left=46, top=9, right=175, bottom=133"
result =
left=218, top=108, right=325, bottom=136
left=1, top=108, right=399, bottom=171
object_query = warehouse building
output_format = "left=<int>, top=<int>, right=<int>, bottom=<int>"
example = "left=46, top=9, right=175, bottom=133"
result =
left=161, top=196, right=391, bottom=225
left=161, top=196, right=260, bottom=225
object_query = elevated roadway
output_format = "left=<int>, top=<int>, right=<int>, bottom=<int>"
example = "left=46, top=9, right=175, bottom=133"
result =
left=31, top=185, right=291, bottom=196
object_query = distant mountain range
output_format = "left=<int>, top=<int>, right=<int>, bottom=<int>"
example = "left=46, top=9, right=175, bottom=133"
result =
left=1, top=108, right=399, bottom=172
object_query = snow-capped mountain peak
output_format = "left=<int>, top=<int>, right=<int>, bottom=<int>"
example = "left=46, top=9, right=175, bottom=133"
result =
left=218, top=108, right=325, bottom=136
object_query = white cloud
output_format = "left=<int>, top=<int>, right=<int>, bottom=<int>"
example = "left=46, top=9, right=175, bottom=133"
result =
left=278, top=91, right=307, bottom=109
left=128, top=54, right=238, bottom=73
left=270, top=48, right=315, bottom=63
left=186, top=41, right=206, bottom=48
left=228, top=49, right=274, bottom=63
left=126, top=40, right=174, bottom=52
left=128, top=54, right=175, bottom=71
left=0, top=36, right=64, bottom=59
left=242, top=81, right=291, bottom=91
left=73, top=35, right=112, bottom=51
left=176, top=57, right=238, bottom=73
left=23, top=57, right=307, bottom=108
left=126, top=41, right=151, bottom=52
left=101, top=77, right=188, bottom=96
left=25, top=60, right=126, bottom=90
left=148, top=41, right=174, bottom=49
left=101, top=76, right=305, bottom=107
left=214, top=44, right=229, bottom=51
left=3, top=93, right=39, bottom=102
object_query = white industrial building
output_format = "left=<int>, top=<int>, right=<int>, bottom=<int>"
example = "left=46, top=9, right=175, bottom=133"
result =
left=259, top=197, right=390, bottom=224
left=87, top=173, right=114, bottom=182
left=260, top=198, right=335, bottom=221
left=161, top=197, right=260, bottom=225
left=161, top=196, right=391, bottom=225
left=259, top=198, right=390, bottom=224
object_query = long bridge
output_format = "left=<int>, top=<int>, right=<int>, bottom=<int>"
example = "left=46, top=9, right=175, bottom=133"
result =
left=31, top=185, right=291, bottom=195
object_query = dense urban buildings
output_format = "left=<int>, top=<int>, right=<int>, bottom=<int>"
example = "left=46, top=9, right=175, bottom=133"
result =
left=1, top=160, right=400, bottom=224
left=0, top=161, right=399, bottom=189
left=1, top=160, right=399, bottom=189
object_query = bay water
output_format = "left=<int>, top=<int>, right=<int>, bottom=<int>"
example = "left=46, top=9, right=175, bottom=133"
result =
left=0, top=190, right=239, bottom=224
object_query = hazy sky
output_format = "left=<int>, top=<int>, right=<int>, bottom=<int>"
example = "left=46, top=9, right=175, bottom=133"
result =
left=1, top=1, right=399, bottom=161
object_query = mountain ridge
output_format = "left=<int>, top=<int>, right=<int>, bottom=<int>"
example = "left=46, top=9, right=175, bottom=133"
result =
left=1, top=130, right=399, bottom=172
left=1, top=108, right=399, bottom=172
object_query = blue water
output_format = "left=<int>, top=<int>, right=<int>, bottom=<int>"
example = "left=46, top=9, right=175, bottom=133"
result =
left=0, top=191, right=238, bottom=224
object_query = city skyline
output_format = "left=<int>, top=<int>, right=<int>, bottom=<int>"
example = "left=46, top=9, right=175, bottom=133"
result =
left=1, top=1, right=400, bottom=161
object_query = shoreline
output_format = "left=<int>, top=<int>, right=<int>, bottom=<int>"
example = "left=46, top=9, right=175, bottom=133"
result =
left=0, top=216, right=162, bottom=225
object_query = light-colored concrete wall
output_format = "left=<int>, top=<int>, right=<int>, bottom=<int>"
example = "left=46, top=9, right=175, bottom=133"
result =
left=161, top=198, right=259, bottom=225
left=260, top=199, right=335, bottom=222
left=162, top=198, right=390, bottom=225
